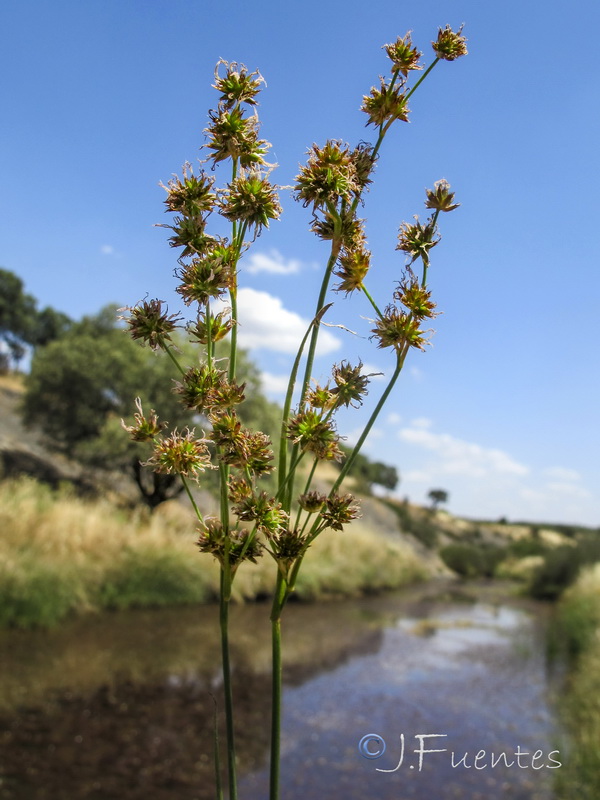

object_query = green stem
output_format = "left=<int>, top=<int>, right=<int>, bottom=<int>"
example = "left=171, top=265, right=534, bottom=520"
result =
left=205, top=303, right=213, bottom=369
left=269, top=570, right=286, bottom=800
left=277, top=303, right=334, bottom=507
left=294, top=457, right=318, bottom=530
left=298, top=240, right=342, bottom=411
left=219, top=569, right=237, bottom=800
left=160, top=338, right=187, bottom=377
left=405, top=58, right=440, bottom=102
left=360, top=282, right=384, bottom=319
left=211, top=694, right=223, bottom=800
left=181, top=475, right=204, bottom=524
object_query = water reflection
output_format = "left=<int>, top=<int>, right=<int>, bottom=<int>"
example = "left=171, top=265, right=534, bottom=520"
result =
left=0, top=583, right=562, bottom=799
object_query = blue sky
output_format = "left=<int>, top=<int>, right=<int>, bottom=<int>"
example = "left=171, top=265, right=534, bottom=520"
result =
left=2, top=1, right=599, bottom=525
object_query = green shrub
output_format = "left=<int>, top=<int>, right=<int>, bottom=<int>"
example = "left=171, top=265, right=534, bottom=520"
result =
left=529, top=545, right=581, bottom=599
left=440, top=543, right=505, bottom=578
left=0, top=557, right=82, bottom=628
left=98, top=549, right=213, bottom=610
left=381, top=499, right=439, bottom=548
left=508, top=537, right=548, bottom=558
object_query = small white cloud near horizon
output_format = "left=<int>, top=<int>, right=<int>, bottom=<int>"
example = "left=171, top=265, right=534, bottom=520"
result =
left=397, top=422, right=529, bottom=479
left=244, top=250, right=303, bottom=276
left=224, top=287, right=341, bottom=355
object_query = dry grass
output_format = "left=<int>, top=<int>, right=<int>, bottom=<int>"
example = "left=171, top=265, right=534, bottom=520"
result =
left=0, top=477, right=428, bottom=627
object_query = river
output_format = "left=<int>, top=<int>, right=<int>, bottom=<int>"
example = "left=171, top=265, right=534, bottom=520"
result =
left=0, top=581, right=564, bottom=799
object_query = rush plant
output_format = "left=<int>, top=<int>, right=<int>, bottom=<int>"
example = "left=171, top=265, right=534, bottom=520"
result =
left=123, top=24, right=467, bottom=800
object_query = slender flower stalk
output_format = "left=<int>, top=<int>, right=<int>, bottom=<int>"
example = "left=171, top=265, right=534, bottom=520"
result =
left=121, top=28, right=466, bottom=800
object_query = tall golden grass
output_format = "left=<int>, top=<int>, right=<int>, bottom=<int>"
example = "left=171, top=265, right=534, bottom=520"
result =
left=0, top=477, right=427, bottom=627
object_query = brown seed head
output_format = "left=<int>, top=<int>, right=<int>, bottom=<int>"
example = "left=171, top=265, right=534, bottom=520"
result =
left=384, top=32, right=423, bottom=76
left=362, top=78, right=410, bottom=128
left=220, top=170, right=282, bottom=235
left=432, top=24, right=468, bottom=61
left=371, top=305, right=428, bottom=351
left=330, top=360, right=370, bottom=409
left=321, top=493, right=361, bottom=531
left=425, top=179, right=459, bottom=213
left=145, top=429, right=213, bottom=478
left=121, top=397, right=166, bottom=442
left=213, top=60, right=264, bottom=108
left=124, top=299, right=181, bottom=350
left=396, top=216, right=440, bottom=264
left=161, top=163, right=216, bottom=217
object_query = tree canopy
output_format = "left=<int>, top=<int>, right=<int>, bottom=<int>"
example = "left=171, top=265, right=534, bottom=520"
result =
left=0, top=268, right=71, bottom=369
left=22, top=304, right=282, bottom=507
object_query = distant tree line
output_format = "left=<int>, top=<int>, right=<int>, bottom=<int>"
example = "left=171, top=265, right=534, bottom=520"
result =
left=334, top=443, right=399, bottom=494
left=0, top=268, right=72, bottom=370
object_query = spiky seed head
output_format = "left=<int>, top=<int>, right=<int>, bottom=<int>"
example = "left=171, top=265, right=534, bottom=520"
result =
left=425, top=179, right=459, bottom=213
left=161, top=163, right=216, bottom=216
left=371, top=305, right=428, bottom=351
left=124, top=299, right=181, bottom=350
left=294, top=140, right=359, bottom=209
left=204, top=106, right=269, bottom=167
left=334, top=246, right=370, bottom=294
left=384, top=32, right=423, bottom=76
left=396, top=217, right=440, bottom=264
left=220, top=170, right=282, bottom=234
left=362, top=79, right=410, bottom=128
left=298, top=490, right=327, bottom=513
left=330, top=360, right=370, bottom=409
left=432, top=24, right=468, bottom=61
left=321, top=493, right=361, bottom=531
left=213, top=60, right=264, bottom=108
left=121, top=397, right=166, bottom=442
left=144, top=429, right=213, bottom=479
left=394, top=277, right=437, bottom=319
left=187, top=310, right=234, bottom=345
left=175, top=244, right=235, bottom=306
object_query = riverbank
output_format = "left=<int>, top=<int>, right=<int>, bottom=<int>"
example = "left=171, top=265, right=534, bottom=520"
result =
left=552, top=564, right=600, bottom=799
left=0, top=477, right=432, bottom=628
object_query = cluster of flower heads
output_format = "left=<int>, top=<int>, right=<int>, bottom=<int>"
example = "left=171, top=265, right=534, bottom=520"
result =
left=123, top=27, right=467, bottom=577
left=369, top=178, right=459, bottom=353
left=294, top=27, right=466, bottom=307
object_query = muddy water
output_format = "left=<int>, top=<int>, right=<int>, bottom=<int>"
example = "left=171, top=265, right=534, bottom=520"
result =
left=0, top=582, right=563, bottom=799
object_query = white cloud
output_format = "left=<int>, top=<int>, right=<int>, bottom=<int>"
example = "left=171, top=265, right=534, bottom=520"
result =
left=231, top=287, right=341, bottom=355
left=410, top=417, right=433, bottom=429
left=386, top=412, right=402, bottom=425
left=244, top=250, right=302, bottom=275
left=546, top=482, right=591, bottom=499
left=398, top=423, right=529, bottom=479
left=260, top=371, right=290, bottom=395
left=343, top=426, right=383, bottom=447
left=543, top=466, right=582, bottom=482
left=100, top=244, right=115, bottom=256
